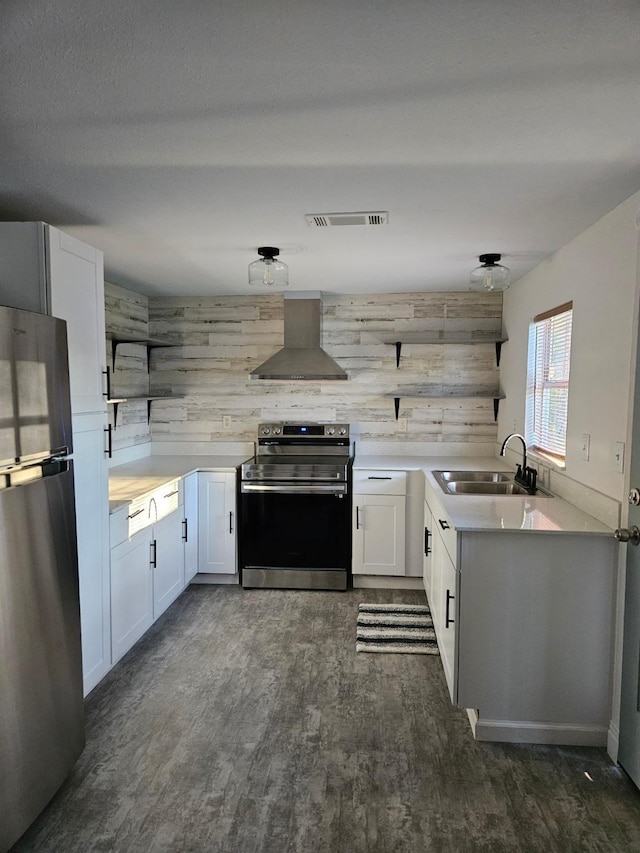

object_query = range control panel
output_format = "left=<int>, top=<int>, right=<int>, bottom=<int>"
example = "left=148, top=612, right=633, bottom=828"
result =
left=258, top=422, right=349, bottom=438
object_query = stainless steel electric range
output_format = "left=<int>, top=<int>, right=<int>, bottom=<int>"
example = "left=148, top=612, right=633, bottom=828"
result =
left=238, top=422, right=353, bottom=590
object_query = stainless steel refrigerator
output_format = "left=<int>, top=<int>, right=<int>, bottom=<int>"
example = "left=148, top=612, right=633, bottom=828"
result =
left=0, top=305, right=85, bottom=852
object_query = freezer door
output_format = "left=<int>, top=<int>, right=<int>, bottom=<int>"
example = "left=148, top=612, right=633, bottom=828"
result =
left=0, top=305, right=73, bottom=467
left=0, top=463, right=85, bottom=851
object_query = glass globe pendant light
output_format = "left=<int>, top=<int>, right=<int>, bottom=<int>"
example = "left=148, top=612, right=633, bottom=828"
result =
left=469, top=253, right=511, bottom=291
left=248, top=247, right=289, bottom=287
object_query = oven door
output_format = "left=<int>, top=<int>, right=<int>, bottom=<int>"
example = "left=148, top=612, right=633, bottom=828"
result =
left=239, top=482, right=351, bottom=590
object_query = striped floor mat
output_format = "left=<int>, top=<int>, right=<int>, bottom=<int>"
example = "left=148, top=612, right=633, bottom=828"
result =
left=356, top=603, right=439, bottom=655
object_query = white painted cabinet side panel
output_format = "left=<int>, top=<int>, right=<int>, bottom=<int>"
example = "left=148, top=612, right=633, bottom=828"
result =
left=457, top=532, right=616, bottom=725
left=73, top=413, right=110, bottom=695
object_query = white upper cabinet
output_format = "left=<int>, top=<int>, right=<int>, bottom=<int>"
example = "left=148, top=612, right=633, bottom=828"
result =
left=0, top=222, right=107, bottom=415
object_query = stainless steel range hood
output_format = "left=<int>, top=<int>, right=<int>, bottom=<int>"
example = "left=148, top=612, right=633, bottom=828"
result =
left=250, top=292, right=347, bottom=380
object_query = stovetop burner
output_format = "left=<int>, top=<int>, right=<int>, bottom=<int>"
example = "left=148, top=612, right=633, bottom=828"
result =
left=242, top=422, right=353, bottom=482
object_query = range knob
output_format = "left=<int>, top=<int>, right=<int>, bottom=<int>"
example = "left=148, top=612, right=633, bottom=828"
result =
left=261, top=426, right=271, bottom=435
left=338, top=427, right=347, bottom=436
left=327, top=427, right=335, bottom=435
left=273, top=427, right=282, bottom=435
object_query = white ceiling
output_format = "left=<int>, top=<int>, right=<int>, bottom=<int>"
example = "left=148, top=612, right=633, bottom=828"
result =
left=2, top=1, right=640, bottom=297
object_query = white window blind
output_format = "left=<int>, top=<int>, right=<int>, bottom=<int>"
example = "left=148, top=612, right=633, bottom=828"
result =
left=525, top=302, right=573, bottom=460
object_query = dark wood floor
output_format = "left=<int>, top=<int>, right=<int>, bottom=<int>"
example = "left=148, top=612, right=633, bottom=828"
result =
left=11, top=585, right=640, bottom=852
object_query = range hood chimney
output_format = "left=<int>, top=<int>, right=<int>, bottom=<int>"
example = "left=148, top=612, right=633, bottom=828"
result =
left=250, top=292, right=347, bottom=381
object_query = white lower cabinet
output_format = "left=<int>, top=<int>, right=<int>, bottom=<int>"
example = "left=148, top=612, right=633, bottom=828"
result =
left=424, top=473, right=617, bottom=745
left=110, top=528, right=154, bottom=665
left=183, top=472, right=199, bottom=583
left=429, top=517, right=458, bottom=703
left=198, top=472, right=237, bottom=575
left=110, top=500, right=186, bottom=665
left=352, top=470, right=406, bottom=576
left=153, top=508, right=186, bottom=617
left=423, top=497, right=433, bottom=598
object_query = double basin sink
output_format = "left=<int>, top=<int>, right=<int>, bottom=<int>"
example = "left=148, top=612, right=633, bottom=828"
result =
left=433, top=470, right=553, bottom=497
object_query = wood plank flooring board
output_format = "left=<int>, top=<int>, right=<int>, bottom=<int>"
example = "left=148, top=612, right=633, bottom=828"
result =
left=10, top=586, right=640, bottom=853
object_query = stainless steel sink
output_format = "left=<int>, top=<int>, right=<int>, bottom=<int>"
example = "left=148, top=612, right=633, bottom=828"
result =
left=436, top=470, right=512, bottom=483
left=432, top=470, right=553, bottom=497
left=445, top=481, right=530, bottom=495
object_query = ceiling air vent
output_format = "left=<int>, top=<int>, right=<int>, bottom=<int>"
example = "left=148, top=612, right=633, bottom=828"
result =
left=305, top=211, right=388, bottom=227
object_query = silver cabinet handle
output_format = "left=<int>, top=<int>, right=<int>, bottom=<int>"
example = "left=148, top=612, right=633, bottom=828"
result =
left=128, top=507, right=144, bottom=519
left=164, top=489, right=179, bottom=498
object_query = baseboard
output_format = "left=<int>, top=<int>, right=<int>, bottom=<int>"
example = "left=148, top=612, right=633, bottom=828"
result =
left=608, top=720, right=620, bottom=763
left=467, top=711, right=608, bottom=746
left=191, top=574, right=240, bottom=585
left=352, top=576, right=424, bottom=590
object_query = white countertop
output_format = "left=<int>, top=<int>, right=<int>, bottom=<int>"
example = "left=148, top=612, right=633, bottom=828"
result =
left=109, top=454, right=250, bottom=511
left=109, top=452, right=614, bottom=535
left=354, top=455, right=613, bottom=536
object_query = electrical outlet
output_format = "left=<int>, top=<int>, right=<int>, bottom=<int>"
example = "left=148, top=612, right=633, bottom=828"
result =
left=397, top=418, right=407, bottom=433
left=581, top=433, right=590, bottom=461
left=614, top=441, right=625, bottom=474
left=223, top=415, right=231, bottom=430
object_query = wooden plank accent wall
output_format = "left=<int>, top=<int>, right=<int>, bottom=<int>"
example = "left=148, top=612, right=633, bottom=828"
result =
left=105, top=282, right=153, bottom=451
left=132, top=290, right=504, bottom=446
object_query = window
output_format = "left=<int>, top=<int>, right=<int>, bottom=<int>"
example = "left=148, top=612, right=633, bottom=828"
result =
left=525, top=301, right=573, bottom=461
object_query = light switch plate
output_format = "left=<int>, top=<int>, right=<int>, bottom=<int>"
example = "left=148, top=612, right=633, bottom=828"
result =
left=581, top=433, right=590, bottom=461
left=615, top=441, right=625, bottom=473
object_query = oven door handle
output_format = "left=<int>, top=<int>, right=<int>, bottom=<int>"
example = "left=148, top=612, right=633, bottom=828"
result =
left=241, top=483, right=347, bottom=495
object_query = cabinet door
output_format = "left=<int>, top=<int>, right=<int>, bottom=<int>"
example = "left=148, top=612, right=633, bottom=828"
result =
left=431, top=524, right=458, bottom=703
left=352, top=494, right=406, bottom=575
left=183, top=472, right=198, bottom=582
left=198, top=473, right=236, bottom=574
left=152, top=508, right=185, bottom=618
left=423, top=498, right=434, bottom=601
left=73, top=413, right=111, bottom=695
left=46, top=225, right=107, bottom=415
left=110, top=529, right=153, bottom=665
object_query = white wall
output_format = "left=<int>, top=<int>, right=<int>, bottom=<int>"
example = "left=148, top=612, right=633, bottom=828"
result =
left=500, top=189, right=640, bottom=503
left=499, top=188, right=640, bottom=760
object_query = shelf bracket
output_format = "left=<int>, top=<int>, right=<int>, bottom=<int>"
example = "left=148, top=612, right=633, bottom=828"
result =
left=493, top=398, right=500, bottom=421
left=110, top=340, right=120, bottom=372
left=112, top=401, right=119, bottom=430
left=495, top=341, right=503, bottom=367
left=147, top=399, right=153, bottom=423
left=395, top=341, right=402, bottom=368
left=394, top=397, right=400, bottom=420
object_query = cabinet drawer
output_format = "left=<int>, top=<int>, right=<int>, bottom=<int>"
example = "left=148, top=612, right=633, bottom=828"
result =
left=353, top=470, right=407, bottom=495
left=433, top=506, right=457, bottom=564
left=127, top=479, right=182, bottom=537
